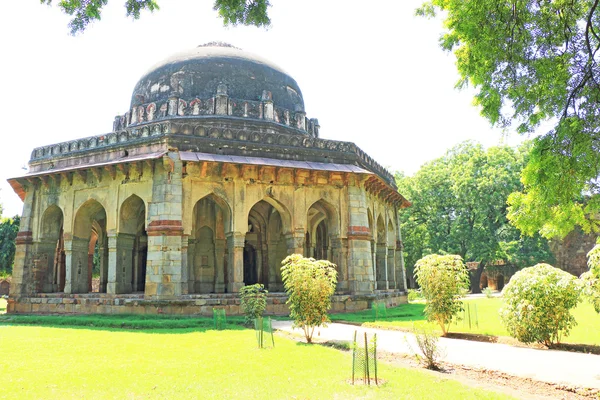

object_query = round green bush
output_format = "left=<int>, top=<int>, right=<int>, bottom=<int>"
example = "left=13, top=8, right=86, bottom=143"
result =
left=500, top=263, right=582, bottom=346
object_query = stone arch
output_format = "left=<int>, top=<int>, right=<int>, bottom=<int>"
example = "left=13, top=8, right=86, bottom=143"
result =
left=305, top=199, right=339, bottom=261
left=67, top=199, right=107, bottom=294
left=250, top=196, right=292, bottom=235
left=38, top=205, right=65, bottom=293
left=375, top=214, right=387, bottom=289
left=114, top=195, right=147, bottom=294
left=189, top=194, right=230, bottom=293
left=244, top=199, right=287, bottom=291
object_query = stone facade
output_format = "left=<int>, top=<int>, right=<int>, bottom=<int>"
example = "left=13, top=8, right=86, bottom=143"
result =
left=550, top=228, right=598, bottom=277
left=7, top=43, right=409, bottom=315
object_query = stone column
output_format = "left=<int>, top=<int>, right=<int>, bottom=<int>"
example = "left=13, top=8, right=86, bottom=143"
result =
left=331, top=236, right=348, bottom=292
left=267, top=240, right=278, bottom=289
left=227, top=232, right=244, bottom=293
left=106, top=232, right=118, bottom=294
left=109, top=233, right=135, bottom=294
left=181, top=235, right=189, bottom=295
left=99, top=240, right=108, bottom=293
left=346, top=184, right=374, bottom=294
left=10, top=187, right=36, bottom=298
left=376, top=244, right=387, bottom=290
left=64, top=237, right=89, bottom=294
left=285, top=229, right=305, bottom=255
left=396, top=212, right=408, bottom=292
left=187, top=238, right=196, bottom=293
left=145, top=152, right=185, bottom=299
left=214, top=239, right=226, bottom=293
left=36, top=239, right=58, bottom=293
left=387, top=246, right=396, bottom=290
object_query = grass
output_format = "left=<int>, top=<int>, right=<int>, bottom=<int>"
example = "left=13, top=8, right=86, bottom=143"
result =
left=0, top=324, right=514, bottom=399
left=333, top=298, right=600, bottom=346
left=0, top=312, right=247, bottom=331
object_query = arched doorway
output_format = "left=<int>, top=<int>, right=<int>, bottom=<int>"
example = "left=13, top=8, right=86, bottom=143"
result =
left=39, top=205, right=64, bottom=293
left=306, top=200, right=338, bottom=262
left=246, top=200, right=288, bottom=291
left=69, top=199, right=107, bottom=294
left=189, top=195, right=230, bottom=293
left=118, top=195, right=147, bottom=293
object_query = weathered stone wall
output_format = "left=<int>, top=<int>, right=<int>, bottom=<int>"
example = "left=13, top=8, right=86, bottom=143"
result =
left=550, top=229, right=598, bottom=277
left=7, top=292, right=407, bottom=316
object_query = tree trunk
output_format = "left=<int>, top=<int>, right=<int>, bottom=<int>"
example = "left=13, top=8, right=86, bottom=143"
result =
left=470, top=262, right=485, bottom=294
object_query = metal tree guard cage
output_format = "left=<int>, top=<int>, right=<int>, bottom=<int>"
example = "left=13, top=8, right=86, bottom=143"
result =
left=254, top=316, right=275, bottom=349
left=213, top=308, right=226, bottom=330
left=351, top=331, right=378, bottom=385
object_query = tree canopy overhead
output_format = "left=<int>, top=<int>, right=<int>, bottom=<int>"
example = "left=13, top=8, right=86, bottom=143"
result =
left=40, top=0, right=271, bottom=35
left=418, top=0, right=600, bottom=238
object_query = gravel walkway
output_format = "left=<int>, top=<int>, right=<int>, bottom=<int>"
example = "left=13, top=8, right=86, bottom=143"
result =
left=272, top=320, right=600, bottom=390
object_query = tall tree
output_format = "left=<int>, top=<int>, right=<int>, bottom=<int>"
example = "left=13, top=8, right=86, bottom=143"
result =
left=418, top=1, right=600, bottom=239
left=40, top=0, right=271, bottom=35
left=0, top=216, right=20, bottom=273
left=397, top=142, right=553, bottom=292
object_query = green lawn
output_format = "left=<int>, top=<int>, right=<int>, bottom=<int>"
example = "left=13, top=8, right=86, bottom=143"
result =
left=332, top=298, right=600, bottom=346
left=0, top=324, right=514, bottom=399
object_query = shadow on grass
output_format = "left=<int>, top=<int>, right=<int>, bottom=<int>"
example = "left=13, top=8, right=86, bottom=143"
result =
left=0, top=313, right=249, bottom=334
left=330, top=303, right=427, bottom=325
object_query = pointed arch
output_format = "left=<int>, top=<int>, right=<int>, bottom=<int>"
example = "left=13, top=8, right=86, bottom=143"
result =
left=39, top=205, right=65, bottom=293
left=189, top=193, right=230, bottom=294
left=117, top=194, right=147, bottom=293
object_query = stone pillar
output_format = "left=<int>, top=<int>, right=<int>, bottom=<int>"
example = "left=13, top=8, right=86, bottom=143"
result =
left=285, top=229, right=305, bottom=255
left=376, top=244, right=387, bottom=290
left=106, top=232, right=118, bottom=294
left=387, top=246, right=396, bottom=290
left=9, top=187, right=36, bottom=298
left=331, top=237, right=349, bottom=293
left=187, top=238, right=196, bottom=293
left=346, top=184, right=374, bottom=294
left=108, top=233, right=135, bottom=294
left=181, top=235, right=189, bottom=295
left=99, top=240, right=108, bottom=293
left=214, top=239, right=226, bottom=293
left=227, top=232, right=244, bottom=293
left=396, top=212, right=408, bottom=292
left=36, top=239, right=58, bottom=293
left=64, top=237, right=89, bottom=294
left=216, top=84, right=229, bottom=115
left=145, top=152, right=185, bottom=299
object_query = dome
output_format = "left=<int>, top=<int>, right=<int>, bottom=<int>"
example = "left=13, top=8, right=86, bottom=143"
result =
left=130, top=42, right=305, bottom=113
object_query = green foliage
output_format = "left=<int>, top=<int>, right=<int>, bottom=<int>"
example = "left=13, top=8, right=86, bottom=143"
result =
left=409, top=323, right=444, bottom=370
left=500, top=264, right=583, bottom=346
left=418, top=0, right=600, bottom=238
left=396, top=142, right=553, bottom=293
left=0, top=216, right=20, bottom=273
left=407, top=288, right=424, bottom=302
left=239, top=283, right=268, bottom=325
left=281, top=254, right=337, bottom=343
left=414, top=254, right=470, bottom=335
left=40, top=0, right=270, bottom=34
left=581, top=244, right=600, bottom=313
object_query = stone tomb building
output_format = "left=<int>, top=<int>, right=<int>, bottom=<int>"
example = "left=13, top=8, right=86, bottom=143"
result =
left=8, top=43, right=409, bottom=315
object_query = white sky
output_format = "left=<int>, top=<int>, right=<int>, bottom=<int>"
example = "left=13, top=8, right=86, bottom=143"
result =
left=0, top=0, right=521, bottom=217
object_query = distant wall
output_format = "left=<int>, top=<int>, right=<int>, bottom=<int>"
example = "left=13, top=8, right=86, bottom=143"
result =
left=550, top=228, right=598, bottom=277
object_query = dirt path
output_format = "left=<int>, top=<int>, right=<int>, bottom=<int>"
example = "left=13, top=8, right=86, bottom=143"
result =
left=273, top=320, right=600, bottom=399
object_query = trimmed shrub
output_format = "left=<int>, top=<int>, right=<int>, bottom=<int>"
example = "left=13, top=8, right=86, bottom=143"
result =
left=281, top=254, right=337, bottom=343
left=500, top=263, right=582, bottom=346
left=414, top=254, right=470, bottom=335
left=581, top=244, right=600, bottom=313
left=239, top=283, right=268, bottom=325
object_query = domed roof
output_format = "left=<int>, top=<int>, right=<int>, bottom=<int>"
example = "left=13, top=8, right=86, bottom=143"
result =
left=130, top=42, right=305, bottom=112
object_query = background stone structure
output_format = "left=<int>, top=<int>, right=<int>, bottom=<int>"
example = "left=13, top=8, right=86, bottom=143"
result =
left=7, top=43, right=409, bottom=315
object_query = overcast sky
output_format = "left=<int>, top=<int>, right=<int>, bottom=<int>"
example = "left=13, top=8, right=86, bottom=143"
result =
left=0, top=0, right=522, bottom=217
